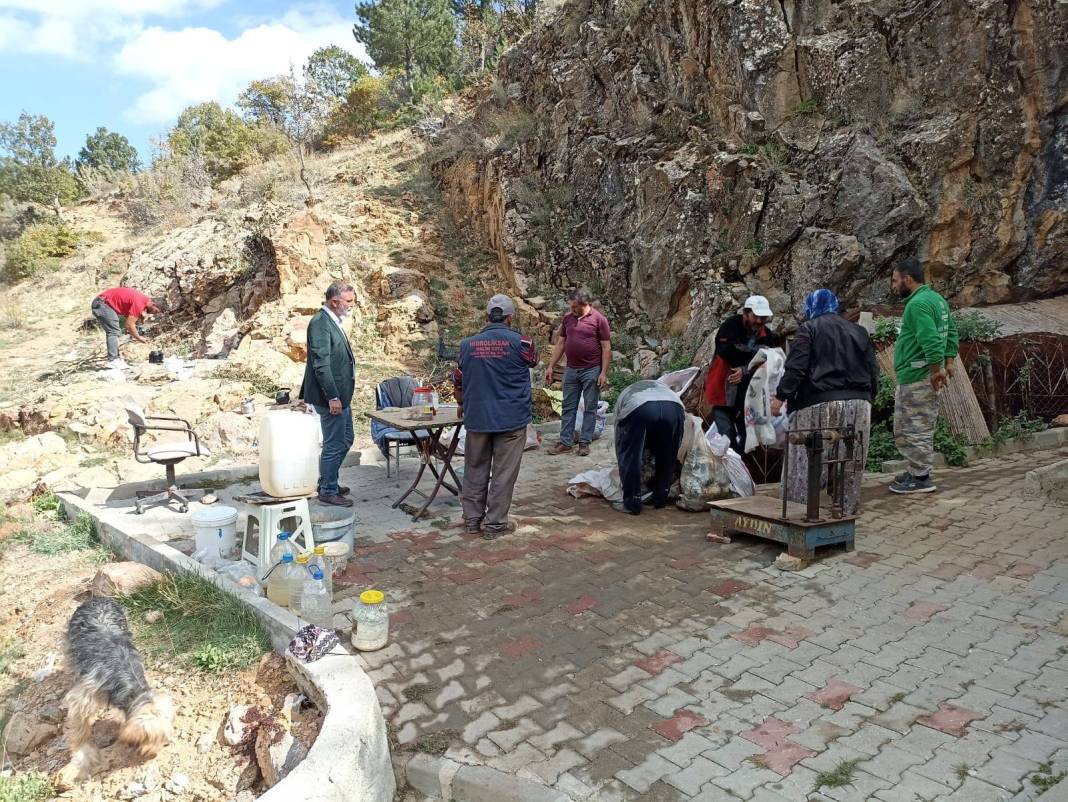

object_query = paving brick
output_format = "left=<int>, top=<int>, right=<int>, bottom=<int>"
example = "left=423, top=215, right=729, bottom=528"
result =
left=524, top=747, right=588, bottom=785
left=806, top=679, right=863, bottom=711
left=917, top=703, right=984, bottom=737
left=614, top=753, right=675, bottom=793
left=663, top=754, right=730, bottom=795
left=643, top=685, right=699, bottom=718
left=653, top=709, right=709, bottom=743
left=529, top=721, right=584, bottom=753
left=573, top=727, right=628, bottom=759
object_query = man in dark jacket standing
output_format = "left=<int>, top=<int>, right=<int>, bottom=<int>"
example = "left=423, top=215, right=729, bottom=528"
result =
left=703, top=295, right=778, bottom=453
left=300, top=281, right=357, bottom=507
left=453, top=295, right=539, bottom=540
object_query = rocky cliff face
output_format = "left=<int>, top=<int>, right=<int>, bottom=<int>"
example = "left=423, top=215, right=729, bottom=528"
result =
left=433, top=0, right=1068, bottom=364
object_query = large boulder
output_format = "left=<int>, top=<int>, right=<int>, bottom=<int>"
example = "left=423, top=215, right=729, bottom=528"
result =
left=91, top=562, right=164, bottom=597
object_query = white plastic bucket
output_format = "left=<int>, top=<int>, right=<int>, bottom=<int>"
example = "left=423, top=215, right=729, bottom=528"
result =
left=311, top=511, right=355, bottom=550
left=191, top=506, right=239, bottom=560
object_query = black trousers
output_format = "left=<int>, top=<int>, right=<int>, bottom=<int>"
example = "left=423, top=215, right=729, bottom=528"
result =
left=615, top=400, right=685, bottom=513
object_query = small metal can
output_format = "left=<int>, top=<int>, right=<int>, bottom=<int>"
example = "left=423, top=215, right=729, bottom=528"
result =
left=240, top=399, right=255, bottom=416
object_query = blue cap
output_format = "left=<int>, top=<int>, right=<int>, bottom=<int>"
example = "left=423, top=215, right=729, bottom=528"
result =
left=310, top=567, right=323, bottom=580
left=278, top=532, right=291, bottom=540
left=281, top=553, right=294, bottom=562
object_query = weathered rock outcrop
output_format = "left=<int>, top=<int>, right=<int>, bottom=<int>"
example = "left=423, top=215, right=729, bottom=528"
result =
left=123, top=210, right=336, bottom=357
left=433, top=0, right=1068, bottom=358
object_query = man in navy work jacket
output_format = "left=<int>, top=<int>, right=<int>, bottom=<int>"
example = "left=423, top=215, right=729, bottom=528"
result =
left=453, top=294, right=539, bottom=540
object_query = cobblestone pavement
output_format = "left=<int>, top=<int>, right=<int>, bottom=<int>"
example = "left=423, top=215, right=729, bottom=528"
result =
left=334, top=440, right=1068, bottom=801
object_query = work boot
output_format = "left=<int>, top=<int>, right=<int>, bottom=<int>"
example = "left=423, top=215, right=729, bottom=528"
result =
left=611, top=501, right=640, bottom=516
left=465, top=519, right=483, bottom=535
left=482, top=521, right=516, bottom=540
left=888, top=474, right=936, bottom=495
left=576, top=443, right=591, bottom=457
left=318, top=494, right=354, bottom=507
left=546, top=442, right=573, bottom=456
left=338, top=485, right=351, bottom=495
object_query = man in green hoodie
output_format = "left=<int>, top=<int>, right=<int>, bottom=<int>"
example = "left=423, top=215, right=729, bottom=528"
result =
left=889, top=257, right=959, bottom=495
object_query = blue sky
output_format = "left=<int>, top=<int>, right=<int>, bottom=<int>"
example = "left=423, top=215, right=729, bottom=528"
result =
left=0, top=1, right=369, bottom=162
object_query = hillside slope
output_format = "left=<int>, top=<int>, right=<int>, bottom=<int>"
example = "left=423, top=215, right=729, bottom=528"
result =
left=0, top=129, right=495, bottom=498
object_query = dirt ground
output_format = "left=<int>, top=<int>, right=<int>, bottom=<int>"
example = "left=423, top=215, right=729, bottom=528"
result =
left=0, top=504, right=322, bottom=801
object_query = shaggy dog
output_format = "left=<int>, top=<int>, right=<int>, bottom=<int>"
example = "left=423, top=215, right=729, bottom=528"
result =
left=56, top=598, right=174, bottom=787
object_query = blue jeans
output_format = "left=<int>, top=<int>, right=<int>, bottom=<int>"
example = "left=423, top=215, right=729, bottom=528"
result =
left=315, top=405, right=354, bottom=496
left=560, top=366, right=602, bottom=446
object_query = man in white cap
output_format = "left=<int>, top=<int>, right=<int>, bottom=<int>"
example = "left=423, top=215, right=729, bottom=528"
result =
left=702, top=294, right=779, bottom=454
left=453, top=295, right=540, bottom=540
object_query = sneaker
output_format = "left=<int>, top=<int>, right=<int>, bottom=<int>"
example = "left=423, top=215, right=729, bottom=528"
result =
left=107, top=358, right=129, bottom=369
left=482, top=521, right=516, bottom=540
left=610, top=501, right=640, bottom=516
left=889, top=474, right=936, bottom=494
left=576, top=443, right=591, bottom=457
left=465, top=519, right=483, bottom=535
left=546, top=442, right=574, bottom=456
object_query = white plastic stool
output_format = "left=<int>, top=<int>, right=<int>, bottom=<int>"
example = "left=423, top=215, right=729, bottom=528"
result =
left=241, top=498, right=316, bottom=580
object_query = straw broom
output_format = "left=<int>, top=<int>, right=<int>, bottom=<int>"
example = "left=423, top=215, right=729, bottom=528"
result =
left=876, top=349, right=991, bottom=444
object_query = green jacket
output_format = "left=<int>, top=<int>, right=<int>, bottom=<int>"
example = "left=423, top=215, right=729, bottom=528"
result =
left=894, top=284, right=959, bottom=386
left=299, top=309, right=356, bottom=408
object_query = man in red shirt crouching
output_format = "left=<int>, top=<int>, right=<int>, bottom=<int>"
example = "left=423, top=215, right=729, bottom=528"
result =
left=91, top=287, right=161, bottom=367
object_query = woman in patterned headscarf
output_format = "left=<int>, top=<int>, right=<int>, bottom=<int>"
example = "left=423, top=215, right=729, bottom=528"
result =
left=772, top=289, right=880, bottom=516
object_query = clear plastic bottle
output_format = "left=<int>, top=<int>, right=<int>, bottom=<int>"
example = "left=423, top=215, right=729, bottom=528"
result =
left=300, top=567, right=333, bottom=628
left=311, top=545, right=332, bottom=599
left=289, top=552, right=312, bottom=612
left=269, top=531, right=295, bottom=568
left=351, top=589, right=389, bottom=651
left=266, top=552, right=296, bottom=607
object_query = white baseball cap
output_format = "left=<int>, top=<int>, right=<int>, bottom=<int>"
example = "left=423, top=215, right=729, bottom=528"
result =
left=487, top=294, right=516, bottom=317
left=743, top=295, right=773, bottom=318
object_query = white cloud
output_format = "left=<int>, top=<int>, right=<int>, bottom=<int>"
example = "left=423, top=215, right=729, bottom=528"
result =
left=115, top=12, right=367, bottom=124
left=0, top=0, right=224, bottom=59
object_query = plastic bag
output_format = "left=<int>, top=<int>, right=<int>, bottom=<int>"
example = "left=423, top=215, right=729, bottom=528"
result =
left=706, top=428, right=756, bottom=497
left=441, top=425, right=467, bottom=455
left=218, top=560, right=264, bottom=596
left=678, top=431, right=732, bottom=510
left=574, top=399, right=609, bottom=441
left=525, top=424, right=542, bottom=451
left=743, top=347, right=786, bottom=452
left=658, top=367, right=700, bottom=397
left=567, top=466, right=623, bottom=502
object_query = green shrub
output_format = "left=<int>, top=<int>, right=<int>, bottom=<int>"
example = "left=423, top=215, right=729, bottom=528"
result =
left=952, top=310, right=1002, bottom=342
left=2, top=221, right=84, bottom=282
left=871, top=317, right=899, bottom=345
left=977, top=411, right=1046, bottom=454
left=866, top=422, right=900, bottom=472
left=934, top=419, right=968, bottom=467
left=603, top=367, right=636, bottom=407
left=789, top=98, right=818, bottom=116
left=0, top=772, right=53, bottom=802
left=873, top=371, right=895, bottom=414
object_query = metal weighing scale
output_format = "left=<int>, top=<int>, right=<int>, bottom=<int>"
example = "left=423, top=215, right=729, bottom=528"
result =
left=707, top=424, right=861, bottom=559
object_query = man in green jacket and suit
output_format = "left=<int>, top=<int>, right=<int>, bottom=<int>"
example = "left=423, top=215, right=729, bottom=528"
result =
left=300, top=281, right=357, bottom=507
left=889, top=257, right=959, bottom=496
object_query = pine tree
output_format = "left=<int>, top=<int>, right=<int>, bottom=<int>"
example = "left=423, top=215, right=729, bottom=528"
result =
left=76, top=127, right=141, bottom=173
left=354, top=0, right=457, bottom=100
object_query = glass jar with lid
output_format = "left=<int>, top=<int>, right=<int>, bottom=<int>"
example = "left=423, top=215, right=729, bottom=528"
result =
left=351, top=589, right=389, bottom=651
